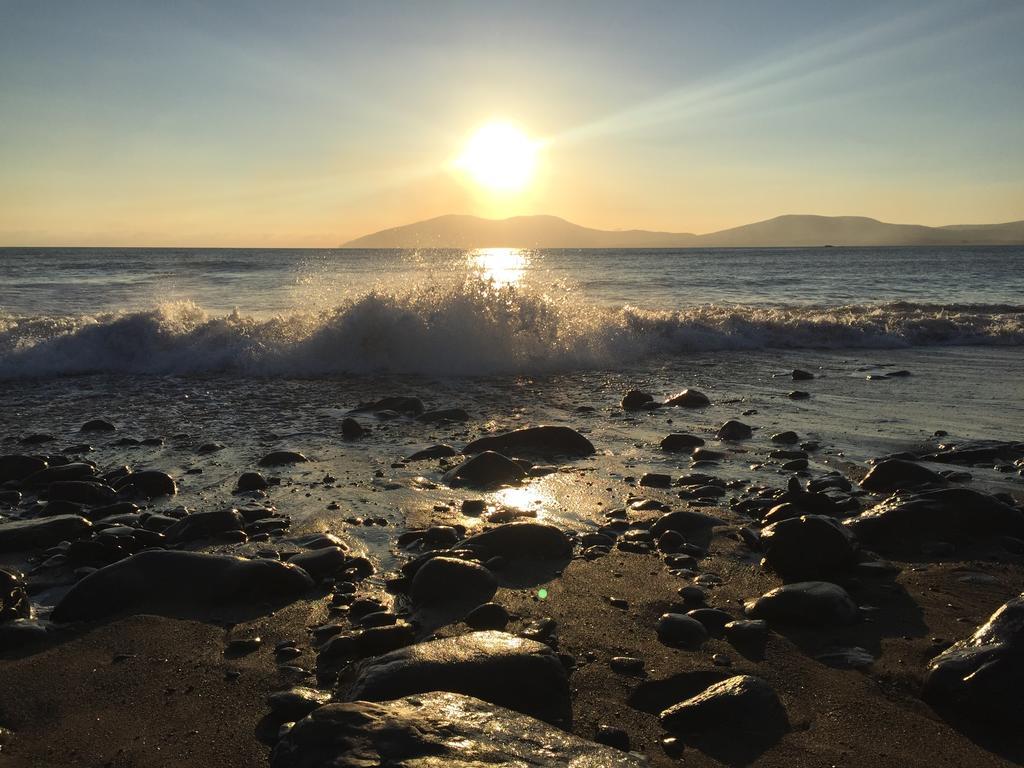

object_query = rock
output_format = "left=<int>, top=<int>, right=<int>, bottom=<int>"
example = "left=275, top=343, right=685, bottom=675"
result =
left=318, top=623, right=416, bottom=666
left=337, top=631, right=571, bottom=725
left=351, top=396, right=424, bottom=416
left=85, top=501, right=139, bottom=521
left=410, top=556, right=497, bottom=609
left=0, top=454, right=49, bottom=484
left=163, top=509, right=244, bottom=543
left=339, top=417, right=365, bottom=440
left=51, top=550, right=314, bottom=622
left=650, top=510, right=724, bottom=538
left=237, top=471, right=269, bottom=492
left=639, top=472, right=671, bottom=488
left=114, top=470, right=177, bottom=498
left=595, top=725, right=630, bottom=751
left=404, top=444, right=457, bottom=461
left=443, top=452, right=526, bottom=488
left=271, top=692, right=644, bottom=768
left=267, top=687, right=332, bottom=721
left=716, top=420, right=752, bottom=440
left=24, top=462, right=97, bottom=487
left=81, top=419, right=116, bottom=432
left=660, top=675, right=787, bottom=734
left=610, top=656, right=645, bottom=675
left=0, top=618, right=49, bottom=651
left=860, top=459, right=944, bottom=493
left=287, top=547, right=348, bottom=581
left=724, top=619, right=769, bottom=645
left=924, top=593, right=1024, bottom=714
left=259, top=451, right=310, bottom=467
left=687, top=608, right=732, bottom=636
left=621, top=390, right=654, bottom=410
left=664, top=389, right=710, bottom=408
left=744, top=582, right=859, bottom=626
left=759, top=515, right=857, bottom=579
left=660, top=433, right=705, bottom=452
left=845, top=488, right=1024, bottom=545
left=197, top=442, right=225, bottom=454
left=463, top=426, right=595, bottom=458
left=0, top=515, right=93, bottom=552
left=47, top=480, right=117, bottom=506
left=656, top=613, right=708, bottom=648
left=459, top=522, right=571, bottom=560
left=1, top=569, right=31, bottom=621
left=465, top=602, right=510, bottom=630
left=921, top=440, right=1024, bottom=465
left=770, top=431, right=799, bottom=445
left=792, top=369, right=814, bottom=380
left=418, top=407, right=471, bottom=423
left=788, top=390, right=810, bottom=399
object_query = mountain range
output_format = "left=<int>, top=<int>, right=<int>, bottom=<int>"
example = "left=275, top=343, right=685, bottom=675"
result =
left=343, top=214, right=1024, bottom=248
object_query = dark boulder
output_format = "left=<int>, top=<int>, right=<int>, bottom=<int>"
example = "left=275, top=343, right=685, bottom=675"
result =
left=443, top=452, right=526, bottom=488
left=664, top=389, right=711, bottom=408
left=24, top=462, right=97, bottom=487
left=236, top=471, right=269, bottom=492
left=259, top=451, right=310, bottom=467
left=651, top=510, right=724, bottom=538
left=340, top=418, right=365, bottom=439
left=410, top=556, right=497, bottom=609
left=465, top=602, right=511, bottom=630
left=792, top=369, right=814, bottom=380
left=163, top=509, right=244, bottom=543
left=463, top=426, right=595, bottom=458
left=759, top=515, right=857, bottom=579
left=656, top=613, right=709, bottom=648
left=459, top=522, right=571, bottom=560
left=860, top=459, right=944, bottom=493
left=287, top=547, right=348, bottom=582
left=114, top=470, right=177, bottom=498
left=0, top=569, right=31, bottom=621
left=744, top=581, right=859, bottom=626
left=661, top=433, right=705, bottom=452
left=337, top=631, right=571, bottom=725
left=267, top=687, right=332, bottom=721
left=660, top=675, right=787, bottom=734
left=271, top=692, right=644, bottom=768
left=404, top=444, right=457, bottom=461
left=716, top=420, right=752, bottom=440
left=621, top=390, right=655, bottom=410
left=81, top=419, right=116, bottom=432
left=0, top=455, right=48, bottom=483
left=47, top=480, right=117, bottom=506
left=51, top=550, right=313, bottom=622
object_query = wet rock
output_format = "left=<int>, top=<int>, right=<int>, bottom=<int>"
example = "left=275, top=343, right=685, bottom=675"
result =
left=664, top=389, right=710, bottom=408
left=924, top=593, right=1024, bottom=714
left=860, top=459, right=945, bottom=493
left=0, top=454, right=47, bottom=483
left=340, top=417, right=365, bottom=439
left=81, top=419, right=116, bottom=432
left=259, top=451, right=310, bottom=467
left=610, top=656, right=645, bottom=675
left=463, top=426, right=595, bottom=458
left=0, top=490, right=22, bottom=507
left=0, top=569, right=31, bottom=621
left=351, top=396, right=425, bottom=416
left=114, top=470, right=177, bottom=498
left=24, top=462, right=97, bottom=487
left=650, top=510, right=724, bottom=538
left=744, top=581, right=859, bottom=626
left=0, top=515, right=92, bottom=552
left=595, top=725, right=630, bottom=752
left=443, top=451, right=526, bottom=488
left=86, top=501, right=140, bottom=521
left=287, top=547, right=348, bottom=582
left=51, top=550, right=314, bottom=622
left=792, top=369, right=814, bottom=380
left=724, top=619, right=769, bottom=645
left=759, top=515, right=857, bottom=579
left=465, top=602, right=510, bottom=630
left=237, top=471, right=269, bottom=492
left=639, top=472, right=671, bottom=488
left=716, top=420, right=752, bottom=440
left=418, top=407, right=471, bottom=423
left=226, top=636, right=262, bottom=655
left=621, top=390, right=655, bottom=410
left=788, top=390, right=810, bottom=399
left=271, top=692, right=644, bottom=768
left=197, top=442, right=225, bottom=454
left=318, top=623, right=416, bottom=666
left=459, top=522, right=571, bottom=560
left=164, top=509, right=244, bottom=543
left=661, top=433, right=705, bottom=452
left=47, top=480, right=117, bottom=506
left=660, top=675, right=787, bottom=734
left=922, top=440, right=1024, bottom=465
left=845, top=488, right=1024, bottom=545
left=337, top=631, right=571, bottom=725
left=404, top=444, right=457, bottom=461
left=410, top=556, right=497, bottom=609
left=687, top=608, right=732, bottom=636
left=656, top=613, right=708, bottom=648
left=267, top=687, right=332, bottom=721
left=770, top=431, right=799, bottom=445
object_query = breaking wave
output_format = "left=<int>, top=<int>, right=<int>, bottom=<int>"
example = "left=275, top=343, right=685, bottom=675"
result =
left=1, top=282, right=1022, bottom=378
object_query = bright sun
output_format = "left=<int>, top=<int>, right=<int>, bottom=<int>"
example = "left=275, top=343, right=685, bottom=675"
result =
left=455, top=122, right=538, bottom=192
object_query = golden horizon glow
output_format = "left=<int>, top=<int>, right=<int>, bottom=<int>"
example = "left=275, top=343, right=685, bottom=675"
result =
left=454, top=122, right=539, bottom=193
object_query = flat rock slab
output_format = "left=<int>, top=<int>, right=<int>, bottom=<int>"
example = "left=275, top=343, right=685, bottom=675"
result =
left=337, top=630, right=571, bottom=725
left=272, top=691, right=643, bottom=767
left=0, top=514, right=93, bottom=552
left=52, top=550, right=314, bottom=622
left=463, top=425, right=596, bottom=458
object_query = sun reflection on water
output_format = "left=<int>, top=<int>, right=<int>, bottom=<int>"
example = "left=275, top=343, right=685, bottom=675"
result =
left=467, top=248, right=530, bottom=287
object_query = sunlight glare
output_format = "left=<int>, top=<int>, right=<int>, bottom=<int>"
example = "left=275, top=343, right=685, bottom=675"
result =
left=455, top=122, right=539, bottom=192
left=468, top=247, right=529, bottom=287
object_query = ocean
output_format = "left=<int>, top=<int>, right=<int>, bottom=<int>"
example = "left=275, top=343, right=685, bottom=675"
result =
left=1, top=245, right=1023, bottom=378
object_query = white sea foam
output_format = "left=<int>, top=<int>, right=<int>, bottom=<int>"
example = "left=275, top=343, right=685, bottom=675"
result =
left=1, top=281, right=1022, bottom=378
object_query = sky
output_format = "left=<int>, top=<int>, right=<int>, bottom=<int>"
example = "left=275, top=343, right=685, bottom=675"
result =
left=1, top=0, right=1023, bottom=246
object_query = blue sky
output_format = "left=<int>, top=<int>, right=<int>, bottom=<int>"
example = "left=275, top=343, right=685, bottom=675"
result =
left=1, top=0, right=1022, bottom=245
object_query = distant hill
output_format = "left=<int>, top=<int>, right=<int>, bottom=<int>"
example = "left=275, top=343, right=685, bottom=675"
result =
left=343, top=213, right=1024, bottom=248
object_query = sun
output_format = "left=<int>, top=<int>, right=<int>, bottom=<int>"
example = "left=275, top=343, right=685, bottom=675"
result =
left=454, top=121, right=539, bottom=192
